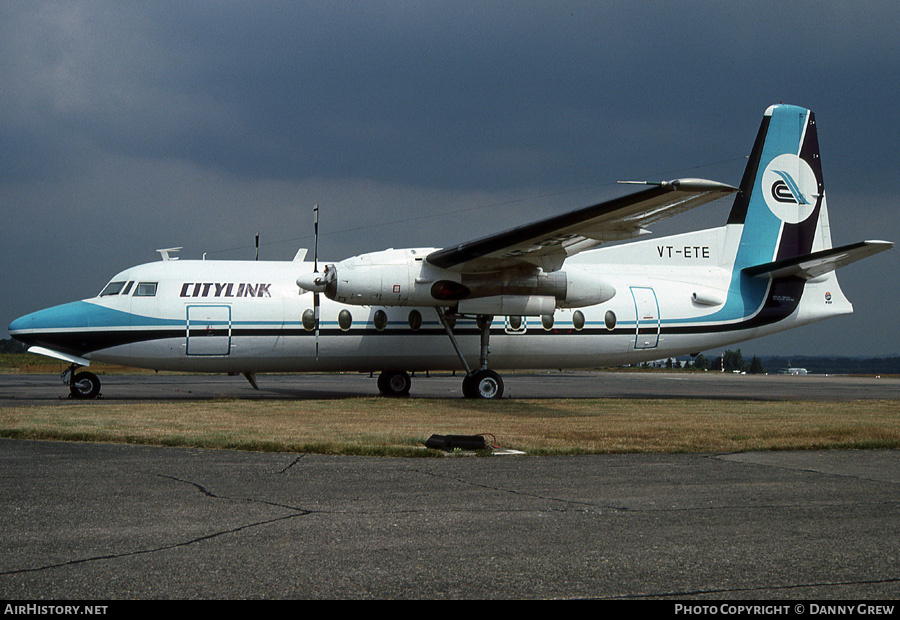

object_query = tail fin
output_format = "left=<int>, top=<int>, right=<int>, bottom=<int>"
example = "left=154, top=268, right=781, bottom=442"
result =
left=727, top=103, right=829, bottom=269
left=716, top=104, right=892, bottom=327
left=728, top=104, right=892, bottom=276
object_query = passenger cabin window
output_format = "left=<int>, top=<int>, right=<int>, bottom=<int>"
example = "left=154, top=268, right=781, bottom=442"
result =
left=100, top=281, right=127, bottom=297
left=134, top=282, right=158, bottom=297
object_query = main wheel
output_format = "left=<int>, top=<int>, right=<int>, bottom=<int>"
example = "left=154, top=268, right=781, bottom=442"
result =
left=463, top=369, right=504, bottom=400
left=377, top=370, right=411, bottom=397
left=69, top=371, right=101, bottom=399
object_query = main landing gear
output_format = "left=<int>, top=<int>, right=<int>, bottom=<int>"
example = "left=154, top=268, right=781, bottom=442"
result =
left=377, top=370, right=412, bottom=397
left=376, top=309, right=505, bottom=400
left=450, top=313, right=504, bottom=400
left=63, top=364, right=101, bottom=399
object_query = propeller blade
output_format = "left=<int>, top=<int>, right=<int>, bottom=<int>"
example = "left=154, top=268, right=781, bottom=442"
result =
left=314, top=291, right=320, bottom=361
left=313, top=203, right=319, bottom=273
left=313, top=204, right=320, bottom=360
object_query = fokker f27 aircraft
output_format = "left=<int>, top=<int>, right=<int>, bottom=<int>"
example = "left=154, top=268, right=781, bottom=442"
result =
left=9, top=104, right=893, bottom=399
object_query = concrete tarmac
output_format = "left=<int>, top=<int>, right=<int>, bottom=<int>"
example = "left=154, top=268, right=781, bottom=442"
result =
left=1, top=439, right=899, bottom=599
left=2, top=370, right=899, bottom=404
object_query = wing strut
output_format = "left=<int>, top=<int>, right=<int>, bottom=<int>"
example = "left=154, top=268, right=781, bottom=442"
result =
left=434, top=308, right=504, bottom=399
left=434, top=308, right=471, bottom=375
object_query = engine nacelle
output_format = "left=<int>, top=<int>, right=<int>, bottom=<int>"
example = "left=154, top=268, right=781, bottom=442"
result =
left=322, top=248, right=451, bottom=306
left=299, top=249, right=616, bottom=311
left=556, top=265, right=616, bottom=308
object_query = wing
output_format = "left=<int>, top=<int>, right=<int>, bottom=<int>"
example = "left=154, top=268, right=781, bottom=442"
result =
left=425, top=178, right=737, bottom=273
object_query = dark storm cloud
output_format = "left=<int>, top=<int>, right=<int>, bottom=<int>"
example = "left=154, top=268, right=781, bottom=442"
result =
left=2, top=1, right=898, bottom=355
left=5, top=2, right=896, bottom=188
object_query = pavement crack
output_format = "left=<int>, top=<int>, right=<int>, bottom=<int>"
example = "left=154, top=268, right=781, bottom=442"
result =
left=158, top=473, right=313, bottom=513
left=0, top=512, right=302, bottom=577
left=277, top=454, right=307, bottom=474
left=0, top=475, right=314, bottom=578
left=406, top=467, right=628, bottom=512
left=710, top=453, right=900, bottom=487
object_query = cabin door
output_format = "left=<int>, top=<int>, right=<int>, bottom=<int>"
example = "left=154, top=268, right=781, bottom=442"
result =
left=186, top=305, right=232, bottom=356
left=630, top=287, right=660, bottom=350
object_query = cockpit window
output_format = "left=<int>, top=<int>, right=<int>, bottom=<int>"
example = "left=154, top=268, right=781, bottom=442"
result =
left=99, top=281, right=127, bottom=297
left=134, top=282, right=158, bottom=297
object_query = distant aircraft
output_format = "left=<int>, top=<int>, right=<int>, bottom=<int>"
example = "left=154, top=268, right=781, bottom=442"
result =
left=9, top=104, right=893, bottom=399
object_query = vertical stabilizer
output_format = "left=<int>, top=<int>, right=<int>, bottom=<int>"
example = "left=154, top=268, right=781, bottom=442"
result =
left=706, top=104, right=849, bottom=328
left=727, top=104, right=829, bottom=269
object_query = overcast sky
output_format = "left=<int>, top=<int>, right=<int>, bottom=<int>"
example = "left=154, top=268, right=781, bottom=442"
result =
left=2, top=1, right=897, bottom=356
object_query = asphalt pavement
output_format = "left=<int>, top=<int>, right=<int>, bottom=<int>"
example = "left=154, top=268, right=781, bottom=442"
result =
left=1, top=439, right=899, bottom=599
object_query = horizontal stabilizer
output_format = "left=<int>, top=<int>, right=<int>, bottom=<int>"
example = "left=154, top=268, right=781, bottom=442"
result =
left=743, top=240, right=893, bottom=280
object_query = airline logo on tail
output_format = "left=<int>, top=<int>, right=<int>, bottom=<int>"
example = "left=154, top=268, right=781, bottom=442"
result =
left=761, top=153, right=818, bottom=224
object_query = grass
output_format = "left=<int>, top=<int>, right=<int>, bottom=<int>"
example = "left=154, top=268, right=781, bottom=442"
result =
left=2, top=396, right=899, bottom=457
left=2, top=353, right=897, bottom=456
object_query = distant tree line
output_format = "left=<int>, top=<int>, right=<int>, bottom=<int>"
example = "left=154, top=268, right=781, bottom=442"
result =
left=0, top=338, right=25, bottom=354
left=681, top=350, right=900, bottom=374
left=679, top=349, right=765, bottom=374
left=755, top=355, right=900, bottom=375
left=642, top=350, right=765, bottom=373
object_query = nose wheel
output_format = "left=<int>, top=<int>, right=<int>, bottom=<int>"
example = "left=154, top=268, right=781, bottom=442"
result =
left=64, top=366, right=101, bottom=399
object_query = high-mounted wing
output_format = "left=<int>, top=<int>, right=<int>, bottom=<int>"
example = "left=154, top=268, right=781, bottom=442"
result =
left=425, top=179, right=737, bottom=273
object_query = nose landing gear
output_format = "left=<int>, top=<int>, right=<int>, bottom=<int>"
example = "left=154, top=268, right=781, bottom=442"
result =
left=63, top=365, right=101, bottom=399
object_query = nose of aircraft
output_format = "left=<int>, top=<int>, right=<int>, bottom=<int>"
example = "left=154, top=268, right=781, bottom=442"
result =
left=9, top=302, right=90, bottom=336
left=8, top=314, right=27, bottom=336
left=7, top=300, right=126, bottom=355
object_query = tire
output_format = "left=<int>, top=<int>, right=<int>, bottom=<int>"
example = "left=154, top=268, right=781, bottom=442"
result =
left=377, top=370, right=411, bottom=397
left=70, top=371, right=101, bottom=399
left=464, top=369, right=504, bottom=400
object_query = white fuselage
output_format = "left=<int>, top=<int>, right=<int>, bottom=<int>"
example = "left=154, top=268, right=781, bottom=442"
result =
left=12, top=221, right=851, bottom=375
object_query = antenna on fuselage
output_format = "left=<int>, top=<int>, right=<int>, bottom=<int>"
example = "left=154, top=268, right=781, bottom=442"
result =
left=255, top=234, right=259, bottom=260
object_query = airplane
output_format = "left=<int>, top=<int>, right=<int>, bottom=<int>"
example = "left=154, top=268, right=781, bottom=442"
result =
left=8, top=104, right=893, bottom=400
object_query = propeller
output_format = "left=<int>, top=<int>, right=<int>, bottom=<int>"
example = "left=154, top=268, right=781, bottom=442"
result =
left=297, top=206, right=336, bottom=294
left=313, top=205, right=320, bottom=360
left=297, top=205, right=337, bottom=359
